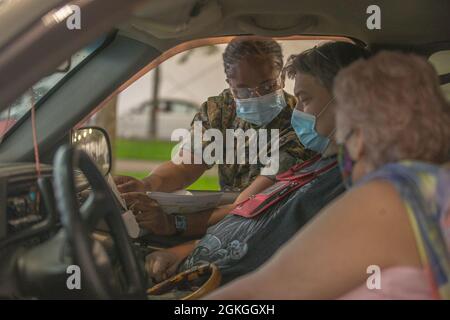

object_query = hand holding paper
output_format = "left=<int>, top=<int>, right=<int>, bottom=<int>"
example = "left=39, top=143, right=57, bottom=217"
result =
left=146, top=190, right=224, bottom=214
left=106, top=174, right=143, bottom=238
left=122, top=192, right=177, bottom=236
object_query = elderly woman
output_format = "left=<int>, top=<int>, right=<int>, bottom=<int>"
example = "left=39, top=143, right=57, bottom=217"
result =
left=207, top=51, right=450, bottom=299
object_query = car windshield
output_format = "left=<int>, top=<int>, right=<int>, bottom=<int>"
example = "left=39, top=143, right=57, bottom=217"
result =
left=0, top=37, right=106, bottom=143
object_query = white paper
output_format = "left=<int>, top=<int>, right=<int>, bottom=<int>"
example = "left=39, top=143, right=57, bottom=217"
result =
left=106, top=174, right=142, bottom=238
left=106, top=174, right=127, bottom=210
left=146, top=190, right=223, bottom=214
left=122, top=210, right=141, bottom=239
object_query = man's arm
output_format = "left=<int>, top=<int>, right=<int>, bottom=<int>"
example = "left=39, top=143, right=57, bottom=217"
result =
left=118, top=168, right=274, bottom=238
left=116, top=158, right=208, bottom=193
left=146, top=240, right=199, bottom=282
left=117, top=98, right=212, bottom=194
left=143, top=160, right=208, bottom=192
left=208, top=175, right=275, bottom=225
left=179, top=175, right=276, bottom=236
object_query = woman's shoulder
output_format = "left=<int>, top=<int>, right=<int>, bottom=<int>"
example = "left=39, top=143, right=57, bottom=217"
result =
left=356, top=160, right=446, bottom=199
left=361, top=160, right=444, bottom=182
left=337, top=178, right=402, bottom=213
left=314, top=161, right=447, bottom=221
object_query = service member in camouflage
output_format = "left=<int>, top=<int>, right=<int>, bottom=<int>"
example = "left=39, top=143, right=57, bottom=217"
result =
left=188, top=87, right=311, bottom=192
left=115, top=37, right=313, bottom=236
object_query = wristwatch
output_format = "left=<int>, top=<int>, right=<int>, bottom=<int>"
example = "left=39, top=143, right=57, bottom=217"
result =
left=174, top=215, right=187, bottom=234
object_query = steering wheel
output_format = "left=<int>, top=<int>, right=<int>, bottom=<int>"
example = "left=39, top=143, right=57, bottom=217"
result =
left=53, top=145, right=146, bottom=299
left=147, top=263, right=221, bottom=300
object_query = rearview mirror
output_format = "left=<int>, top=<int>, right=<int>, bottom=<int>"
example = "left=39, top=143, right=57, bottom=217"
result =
left=71, top=127, right=112, bottom=176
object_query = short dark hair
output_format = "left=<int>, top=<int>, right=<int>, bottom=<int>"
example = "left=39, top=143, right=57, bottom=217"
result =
left=283, top=41, right=369, bottom=90
left=223, top=37, right=283, bottom=79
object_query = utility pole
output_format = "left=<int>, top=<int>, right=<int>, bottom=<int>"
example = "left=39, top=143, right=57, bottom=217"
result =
left=149, top=66, right=160, bottom=139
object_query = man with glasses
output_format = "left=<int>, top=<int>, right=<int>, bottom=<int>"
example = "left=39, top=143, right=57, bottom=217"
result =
left=115, top=37, right=311, bottom=236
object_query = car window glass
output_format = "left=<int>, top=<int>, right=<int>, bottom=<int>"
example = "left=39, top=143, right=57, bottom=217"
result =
left=83, top=38, right=326, bottom=190
left=0, top=37, right=106, bottom=142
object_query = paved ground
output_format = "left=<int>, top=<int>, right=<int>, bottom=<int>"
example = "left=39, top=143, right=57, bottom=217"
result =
left=115, top=159, right=218, bottom=177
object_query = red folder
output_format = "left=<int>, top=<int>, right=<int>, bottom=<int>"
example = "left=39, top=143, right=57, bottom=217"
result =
left=231, top=155, right=336, bottom=218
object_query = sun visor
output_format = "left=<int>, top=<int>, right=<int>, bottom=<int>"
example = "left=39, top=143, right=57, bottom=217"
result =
left=130, top=0, right=222, bottom=39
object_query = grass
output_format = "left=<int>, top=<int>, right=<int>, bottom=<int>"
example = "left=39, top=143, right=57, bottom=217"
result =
left=116, top=171, right=220, bottom=191
left=187, top=176, right=220, bottom=191
left=116, top=139, right=177, bottom=162
left=115, top=139, right=220, bottom=190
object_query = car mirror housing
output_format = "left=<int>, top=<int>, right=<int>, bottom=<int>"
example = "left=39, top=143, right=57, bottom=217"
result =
left=71, top=126, right=112, bottom=176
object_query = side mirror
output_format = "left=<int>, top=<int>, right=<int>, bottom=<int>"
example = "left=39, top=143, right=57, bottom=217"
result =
left=71, top=127, right=112, bottom=176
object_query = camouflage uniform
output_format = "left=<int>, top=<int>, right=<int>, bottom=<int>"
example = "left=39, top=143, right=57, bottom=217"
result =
left=184, top=89, right=314, bottom=191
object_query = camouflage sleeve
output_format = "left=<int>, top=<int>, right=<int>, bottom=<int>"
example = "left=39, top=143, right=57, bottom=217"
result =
left=181, top=99, right=222, bottom=169
left=260, top=147, right=299, bottom=179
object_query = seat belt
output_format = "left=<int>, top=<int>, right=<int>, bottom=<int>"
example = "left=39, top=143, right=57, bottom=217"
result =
left=231, top=155, right=337, bottom=218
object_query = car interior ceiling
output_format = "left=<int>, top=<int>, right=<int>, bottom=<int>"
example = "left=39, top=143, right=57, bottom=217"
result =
left=2, top=0, right=450, bottom=52
left=119, top=0, right=450, bottom=51
left=0, top=0, right=450, bottom=162
left=0, top=0, right=66, bottom=48
left=0, top=0, right=450, bottom=165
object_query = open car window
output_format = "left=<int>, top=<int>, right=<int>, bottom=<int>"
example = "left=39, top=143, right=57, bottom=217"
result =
left=85, top=38, right=331, bottom=191
left=0, top=36, right=107, bottom=142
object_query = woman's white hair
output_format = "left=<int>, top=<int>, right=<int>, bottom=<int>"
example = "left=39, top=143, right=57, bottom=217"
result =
left=334, top=51, right=450, bottom=167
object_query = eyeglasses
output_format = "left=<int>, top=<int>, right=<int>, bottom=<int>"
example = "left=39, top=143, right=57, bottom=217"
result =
left=229, top=77, right=283, bottom=99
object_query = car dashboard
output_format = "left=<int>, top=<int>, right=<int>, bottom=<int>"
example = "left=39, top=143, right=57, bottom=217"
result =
left=0, top=163, right=57, bottom=250
left=0, top=162, right=147, bottom=299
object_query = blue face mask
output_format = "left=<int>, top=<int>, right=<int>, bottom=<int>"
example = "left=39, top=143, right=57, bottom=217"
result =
left=291, top=98, right=334, bottom=153
left=235, top=89, right=286, bottom=126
